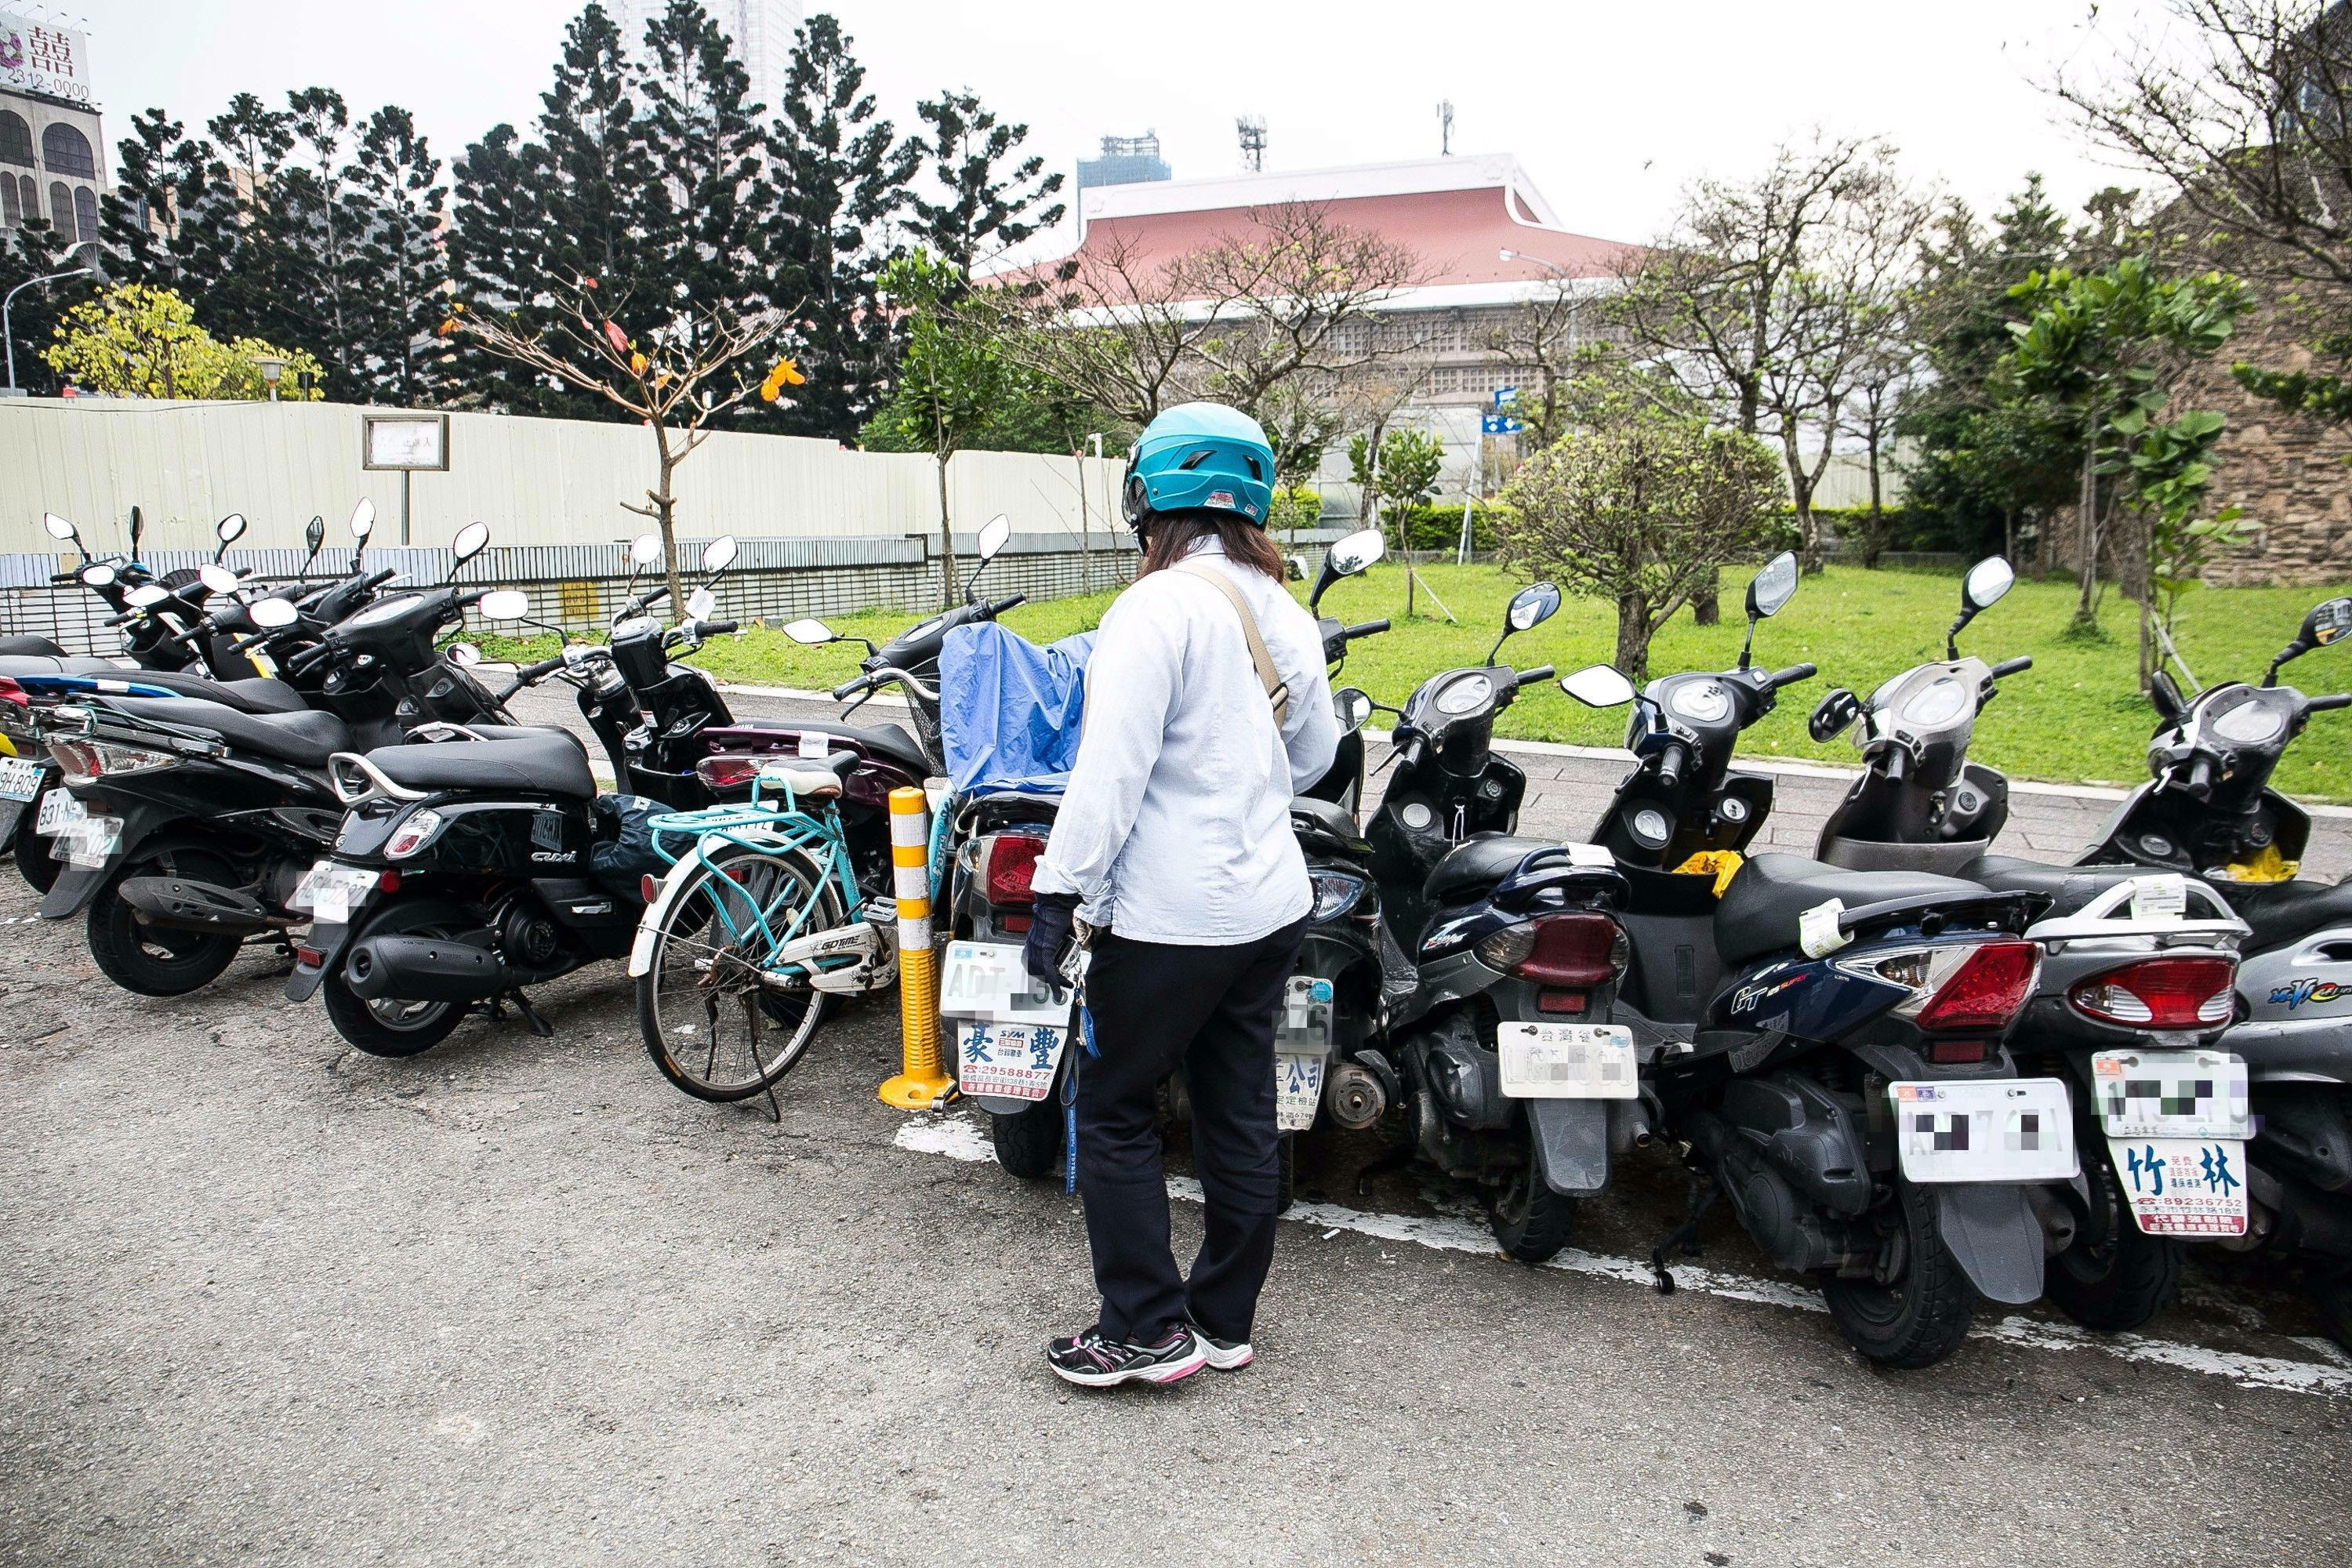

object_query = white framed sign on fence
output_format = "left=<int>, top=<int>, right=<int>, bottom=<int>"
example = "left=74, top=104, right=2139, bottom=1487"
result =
left=360, top=413, right=451, bottom=545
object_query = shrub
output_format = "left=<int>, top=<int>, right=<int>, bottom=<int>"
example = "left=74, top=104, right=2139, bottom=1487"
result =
left=1388, top=501, right=1512, bottom=553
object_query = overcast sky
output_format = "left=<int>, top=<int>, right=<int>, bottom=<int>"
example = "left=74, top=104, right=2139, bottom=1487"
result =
left=82, top=0, right=2175, bottom=247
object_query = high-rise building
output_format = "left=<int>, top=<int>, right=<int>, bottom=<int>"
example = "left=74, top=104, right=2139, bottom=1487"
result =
left=0, top=10, right=105, bottom=260
left=610, top=0, right=801, bottom=118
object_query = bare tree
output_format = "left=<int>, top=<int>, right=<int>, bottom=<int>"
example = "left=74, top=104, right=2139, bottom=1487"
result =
left=1475, top=274, right=1604, bottom=451
left=456, top=273, right=795, bottom=608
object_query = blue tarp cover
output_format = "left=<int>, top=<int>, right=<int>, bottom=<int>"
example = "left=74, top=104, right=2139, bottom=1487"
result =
left=939, top=622, right=1094, bottom=794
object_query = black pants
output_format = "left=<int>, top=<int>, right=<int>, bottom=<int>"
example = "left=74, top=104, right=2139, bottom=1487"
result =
left=1075, top=917, right=1306, bottom=1345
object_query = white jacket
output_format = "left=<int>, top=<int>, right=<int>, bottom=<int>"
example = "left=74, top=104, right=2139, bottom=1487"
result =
left=1031, top=539, right=1339, bottom=945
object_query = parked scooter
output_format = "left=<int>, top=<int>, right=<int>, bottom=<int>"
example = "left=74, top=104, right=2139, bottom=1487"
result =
left=1560, top=553, right=2072, bottom=1367
left=2071, top=595, right=2352, bottom=1341
left=1809, top=557, right=2252, bottom=1331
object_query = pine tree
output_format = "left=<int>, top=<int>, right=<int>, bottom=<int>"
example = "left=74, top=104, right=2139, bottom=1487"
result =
left=270, top=87, right=365, bottom=393
left=195, top=92, right=294, bottom=347
left=909, top=89, right=1065, bottom=281
left=96, top=110, right=201, bottom=290
left=347, top=106, right=450, bottom=406
left=536, top=3, right=658, bottom=310
left=763, top=12, right=916, bottom=441
left=636, top=0, right=774, bottom=325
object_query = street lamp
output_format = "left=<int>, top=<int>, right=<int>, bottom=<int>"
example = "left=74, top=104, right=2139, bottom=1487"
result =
left=3, top=262, right=96, bottom=397
left=252, top=354, right=289, bottom=401
left=1497, top=247, right=1571, bottom=278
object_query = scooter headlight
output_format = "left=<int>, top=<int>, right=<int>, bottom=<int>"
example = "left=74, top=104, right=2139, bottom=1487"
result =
left=384, top=808, right=444, bottom=859
left=1308, top=871, right=1365, bottom=922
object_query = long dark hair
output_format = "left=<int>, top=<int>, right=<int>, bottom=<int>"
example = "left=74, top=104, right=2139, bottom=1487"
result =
left=1136, top=510, right=1287, bottom=581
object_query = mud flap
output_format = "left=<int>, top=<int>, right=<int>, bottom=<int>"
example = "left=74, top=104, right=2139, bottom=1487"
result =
left=286, top=919, right=351, bottom=1002
left=35, top=800, right=172, bottom=920
left=1530, top=1098, right=1611, bottom=1197
left=1935, top=1183, right=2045, bottom=1305
left=0, top=797, right=24, bottom=848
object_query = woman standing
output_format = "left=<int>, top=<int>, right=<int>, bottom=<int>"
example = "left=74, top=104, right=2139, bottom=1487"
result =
left=1024, top=401, right=1339, bottom=1388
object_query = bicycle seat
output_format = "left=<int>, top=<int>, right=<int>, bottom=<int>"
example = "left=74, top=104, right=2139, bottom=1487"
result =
left=753, top=750, right=858, bottom=801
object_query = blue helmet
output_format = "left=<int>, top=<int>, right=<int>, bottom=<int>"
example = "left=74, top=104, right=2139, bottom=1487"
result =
left=1120, top=401, right=1276, bottom=529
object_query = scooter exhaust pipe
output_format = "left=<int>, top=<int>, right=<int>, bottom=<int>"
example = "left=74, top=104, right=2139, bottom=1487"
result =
left=343, top=932, right=510, bottom=1004
left=117, top=875, right=274, bottom=936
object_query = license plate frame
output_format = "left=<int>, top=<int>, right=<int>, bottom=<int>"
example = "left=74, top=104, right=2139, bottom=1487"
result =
left=938, top=939, right=1082, bottom=1025
left=0, top=757, right=38, bottom=802
left=1889, top=1077, right=2078, bottom=1183
left=34, top=787, right=85, bottom=835
left=956, top=1018, right=1067, bottom=1102
left=291, top=859, right=380, bottom=926
left=1275, top=1051, right=1325, bottom=1131
left=2104, top=1135, right=2249, bottom=1236
left=2092, top=1048, right=2252, bottom=1141
left=1495, top=1022, right=1638, bottom=1099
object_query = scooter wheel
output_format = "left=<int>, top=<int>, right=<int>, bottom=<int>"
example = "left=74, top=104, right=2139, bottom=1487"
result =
left=2045, top=1140, right=2181, bottom=1333
left=1487, top=1141, right=1575, bottom=1263
left=85, top=844, right=242, bottom=997
left=1821, top=1176, right=1976, bottom=1369
left=320, top=900, right=470, bottom=1057
left=990, top=1097, right=1061, bottom=1179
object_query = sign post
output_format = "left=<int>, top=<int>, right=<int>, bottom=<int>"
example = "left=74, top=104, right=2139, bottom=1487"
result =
left=360, top=413, right=452, bottom=546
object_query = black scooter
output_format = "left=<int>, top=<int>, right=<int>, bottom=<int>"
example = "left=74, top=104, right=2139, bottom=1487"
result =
left=1561, top=553, right=2070, bottom=1368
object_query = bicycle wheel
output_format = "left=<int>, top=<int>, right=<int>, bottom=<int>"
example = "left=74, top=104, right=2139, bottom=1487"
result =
left=637, top=843, right=842, bottom=1102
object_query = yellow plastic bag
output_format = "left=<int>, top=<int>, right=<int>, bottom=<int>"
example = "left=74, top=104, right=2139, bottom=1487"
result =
left=1673, top=849, right=1746, bottom=898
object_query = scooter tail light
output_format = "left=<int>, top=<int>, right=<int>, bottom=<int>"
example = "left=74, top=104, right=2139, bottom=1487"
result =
left=1476, top=913, right=1628, bottom=988
left=2069, top=955, right=2237, bottom=1029
left=1911, top=940, right=2041, bottom=1033
left=695, top=754, right=760, bottom=791
left=384, top=808, right=443, bottom=860
left=47, top=737, right=173, bottom=780
left=984, top=833, right=1045, bottom=908
left=0, top=676, right=27, bottom=710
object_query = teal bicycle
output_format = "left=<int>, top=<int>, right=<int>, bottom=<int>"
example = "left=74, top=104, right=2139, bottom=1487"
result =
left=630, top=753, right=903, bottom=1105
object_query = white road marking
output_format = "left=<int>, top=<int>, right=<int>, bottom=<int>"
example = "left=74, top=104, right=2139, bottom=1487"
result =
left=894, top=1113, right=2352, bottom=1399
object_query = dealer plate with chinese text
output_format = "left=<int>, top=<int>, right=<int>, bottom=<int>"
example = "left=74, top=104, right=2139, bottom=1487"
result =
left=2104, top=1135, right=2249, bottom=1236
left=956, top=1019, right=1066, bottom=1102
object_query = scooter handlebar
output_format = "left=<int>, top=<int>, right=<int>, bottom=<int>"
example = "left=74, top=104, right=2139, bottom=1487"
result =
left=988, top=594, right=1027, bottom=617
left=1656, top=741, right=1688, bottom=790
left=1346, top=619, right=1392, bottom=639
left=1990, top=656, right=2034, bottom=680
left=1513, top=664, right=1555, bottom=688
left=832, top=673, right=876, bottom=702
left=2310, top=692, right=2352, bottom=711
left=1767, top=662, right=1818, bottom=691
left=698, top=619, right=739, bottom=638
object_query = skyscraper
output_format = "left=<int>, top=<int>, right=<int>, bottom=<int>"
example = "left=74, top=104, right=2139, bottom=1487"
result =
left=609, top=0, right=801, bottom=118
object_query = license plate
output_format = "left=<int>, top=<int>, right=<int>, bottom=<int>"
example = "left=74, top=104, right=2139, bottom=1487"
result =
left=291, top=859, right=379, bottom=925
left=1890, top=1078, right=2078, bottom=1182
left=2092, top=1049, right=2252, bottom=1141
left=1275, top=1051, right=1325, bottom=1131
left=35, top=788, right=85, bottom=835
left=61, top=815, right=121, bottom=868
left=938, top=939, right=1082, bottom=1025
left=956, top=1018, right=1066, bottom=1102
left=0, top=758, right=37, bottom=802
left=1274, top=974, right=1333, bottom=1054
left=1496, top=1022, right=1637, bottom=1099
left=2104, top=1136, right=2249, bottom=1236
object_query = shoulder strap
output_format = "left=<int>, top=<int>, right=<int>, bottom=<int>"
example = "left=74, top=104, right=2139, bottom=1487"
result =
left=1171, top=559, right=1290, bottom=724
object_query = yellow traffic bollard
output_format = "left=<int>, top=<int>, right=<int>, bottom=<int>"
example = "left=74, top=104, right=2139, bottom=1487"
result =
left=879, top=785, right=953, bottom=1109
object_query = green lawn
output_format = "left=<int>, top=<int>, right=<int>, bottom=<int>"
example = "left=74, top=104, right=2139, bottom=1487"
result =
left=491, top=561, right=2352, bottom=801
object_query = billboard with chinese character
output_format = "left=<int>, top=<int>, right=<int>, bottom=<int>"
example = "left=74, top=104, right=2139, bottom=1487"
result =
left=0, top=13, right=89, bottom=106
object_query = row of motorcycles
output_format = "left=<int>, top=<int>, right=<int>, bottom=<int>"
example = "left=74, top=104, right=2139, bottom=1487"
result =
left=8, top=506, right=2350, bottom=1370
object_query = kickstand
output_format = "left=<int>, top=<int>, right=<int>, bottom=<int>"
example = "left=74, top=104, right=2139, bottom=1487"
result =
left=505, top=989, right=555, bottom=1039
left=1647, top=1171, right=1718, bottom=1296
left=757, top=1074, right=782, bottom=1125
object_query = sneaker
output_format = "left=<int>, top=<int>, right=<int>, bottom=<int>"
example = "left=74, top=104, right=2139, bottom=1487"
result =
left=1045, top=1324, right=1207, bottom=1388
left=1185, top=1316, right=1254, bottom=1371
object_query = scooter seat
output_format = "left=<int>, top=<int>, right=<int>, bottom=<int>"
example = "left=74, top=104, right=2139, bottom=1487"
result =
left=1959, top=855, right=2144, bottom=919
left=2217, top=876, right=2352, bottom=955
left=92, top=695, right=354, bottom=768
left=0, top=653, right=124, bottom=678
left=82, top=669, right=310, bottom=713
left=365, top=729, right=597, bottom=802
left=722, top=717, right=931, bottom=775
left=0, top=635, right=71, bottom=658
left=1425, top=835, right=1561, bottom=906
left=1715, top=852, right=1989, bottom=967
left=1290, top=793, right=1357, bottom=840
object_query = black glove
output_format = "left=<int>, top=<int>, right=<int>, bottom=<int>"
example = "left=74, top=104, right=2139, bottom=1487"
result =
left=1024, top=891, right=1080, bottom=996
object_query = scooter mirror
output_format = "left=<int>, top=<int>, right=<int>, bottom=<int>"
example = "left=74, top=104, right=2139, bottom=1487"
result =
left=1962, top=556, right=2014, bottom=612
left=687, top=586, right=717, bottom=620
left=78, top=563, right=114, bottom=586
left=700, top=535, right=740, bottom=575
left=976, top=514, right=1011, bottom=563
left=1286, top=554, right=1308, bottom=582
left=782, top=618, right=835, bottom=645
left=2302, top=597, right=2352, bottom=651
left=2151, top=669, right=2186, bottom=724
left=1333, top=686, right=1374, bottom=732
left=477, top=589, right=530, bottom=620
left=128, top=584, right=169, bottom=608
left=215, top=512, right=248, bottom=546
left=451, top=521, right=491, bottom=564
left=249, top=597, right=299, bottom=630
left=1327, top=529, right=1385, bottom=578
left=304, top=514, right=326, bottom=555
left=1506, top=581, right=1561, bottom=632
left=350, top=499, right=376, bottom=540
left=1747, top=551, right=1798, bottom=620
left=447, top=642, right=483, bottom=667
left=197, top=563, right=239, bottom=596
left=42, top=510, right=75, bottom=542
left=1559, top=663, right=1635, bottom=708
left=1807, top=688, right=1863, bottom=743
left=630, top=532, right=664, bottom=566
